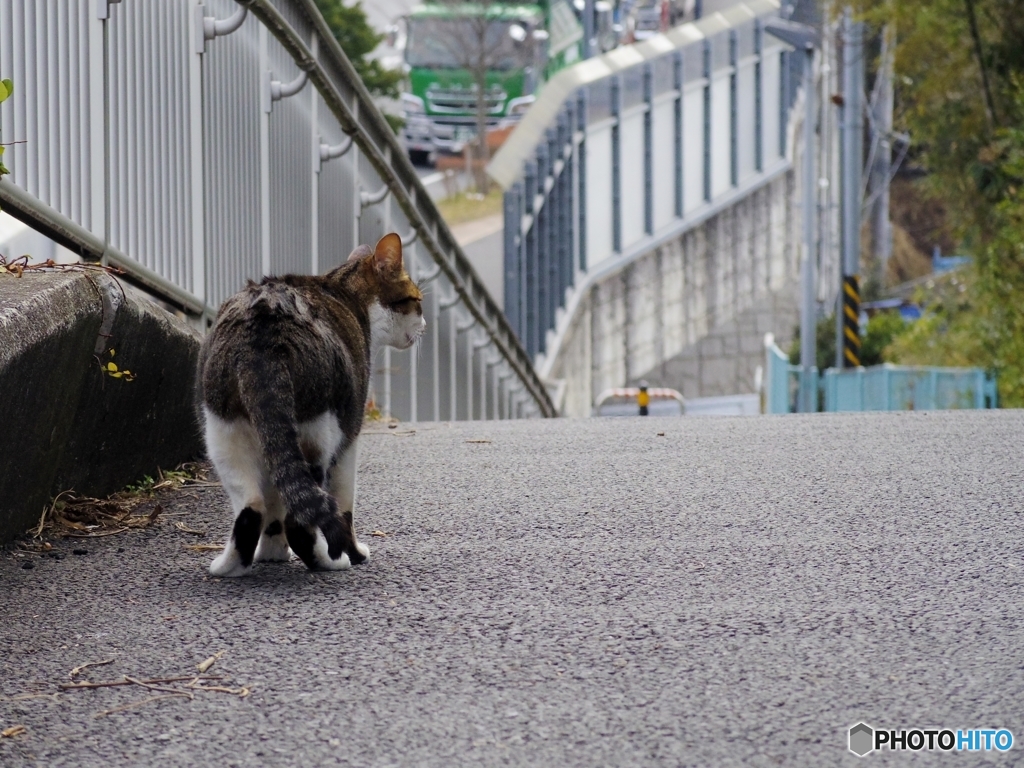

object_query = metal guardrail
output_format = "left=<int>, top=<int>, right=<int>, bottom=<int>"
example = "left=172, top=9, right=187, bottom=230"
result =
left=763, top=332, right=814, bottom=415
left=488, top=0, right=790, bottom=373
left=764, top=334, right=997, bottom=413
left=593, top=387, right=686, bottom=416
left=823, top=365, right=997, bottom=412
left=0, top=0, right=554, bottom=420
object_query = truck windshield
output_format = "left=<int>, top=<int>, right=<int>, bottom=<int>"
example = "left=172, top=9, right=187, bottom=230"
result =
left=406, top=18, right=530, bottom=70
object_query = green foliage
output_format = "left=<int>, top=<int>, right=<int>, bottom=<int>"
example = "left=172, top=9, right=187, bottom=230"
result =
left=861, top=311, right=906, bottom=367
left=313, top=0, right=402, bottom=102
left=789, top=311, right=906, bottom=371
left=861, top=0, right=1024, bottom=405
left=884, top=275, right=984, bottom=367
left=788, top=314, right=838, bottom=371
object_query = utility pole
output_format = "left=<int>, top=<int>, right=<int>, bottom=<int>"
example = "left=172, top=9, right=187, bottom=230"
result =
left=869, top=24, right=894, bottom=287
left=838, top=8, right=863, bottom=368
left=766, top=19, right=819, bottom=412
left=583, top=0, right=595, bottom=59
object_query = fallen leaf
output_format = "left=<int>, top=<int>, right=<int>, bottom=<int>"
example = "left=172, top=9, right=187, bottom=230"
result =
left=370, top=530, right=390, bottom=538
left=1, top=725, right=26, bottom=738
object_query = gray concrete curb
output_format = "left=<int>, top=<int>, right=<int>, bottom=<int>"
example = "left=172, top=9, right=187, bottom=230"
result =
left=0, top=271, right=203, bottom=544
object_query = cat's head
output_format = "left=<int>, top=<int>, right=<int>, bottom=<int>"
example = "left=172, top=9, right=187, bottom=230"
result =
left=347, top=233, right=425, bottom=350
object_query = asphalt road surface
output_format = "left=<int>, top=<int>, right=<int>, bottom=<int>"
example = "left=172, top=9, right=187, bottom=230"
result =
left=2, top=411, right=1023, bottom=766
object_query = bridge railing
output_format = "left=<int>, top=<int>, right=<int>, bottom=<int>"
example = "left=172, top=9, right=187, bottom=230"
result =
left=488, top=0, right=790, bottom=373
left=0, top=0, right=555, bottom=420
left=823, top=365, right=997, bottom=412
left=764, top=334, right=997, bottom=413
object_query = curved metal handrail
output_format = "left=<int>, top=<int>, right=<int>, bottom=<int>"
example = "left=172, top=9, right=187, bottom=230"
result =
left=237, top=0, right=555, bottom=417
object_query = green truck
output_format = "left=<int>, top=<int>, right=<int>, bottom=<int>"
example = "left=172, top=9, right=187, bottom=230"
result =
left=400, top=0, right=586, bottom=163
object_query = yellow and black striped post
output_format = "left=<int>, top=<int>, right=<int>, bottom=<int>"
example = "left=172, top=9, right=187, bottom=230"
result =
left=637, top=381, right=650, bottom=416
left=842, top=275, right=861, bottom=367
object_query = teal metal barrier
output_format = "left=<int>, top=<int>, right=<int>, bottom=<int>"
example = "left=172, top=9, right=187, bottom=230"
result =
left=823, top=364, right=997, bottom=412
left=764, top=334, right=816, bottom=414
left=764, top=333, right=997, bottom=413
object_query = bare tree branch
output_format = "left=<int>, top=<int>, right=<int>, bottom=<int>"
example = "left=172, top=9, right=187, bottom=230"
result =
left=964, top=0, right=998, bottom=130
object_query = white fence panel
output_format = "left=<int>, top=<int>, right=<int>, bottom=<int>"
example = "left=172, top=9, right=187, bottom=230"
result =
left=620, top=110, right=646, bottom=248
left=651, top=98, right=677, bottom=231
left=682, top=85, right=705, bottom=215
left=0, top=1, right=101, bottom=232
left=108, top=1, right=196, bottom=291
left=0, top=0, right=554, bottom=420
left=710, top=72, right=732, bottom=198
left=203, top=5, right=262, bottom=309
left=586, top=125, right=614, bottom=268
left=762, top=45, right=782, bottom=164
left=737, top=58, right=758, bottom=182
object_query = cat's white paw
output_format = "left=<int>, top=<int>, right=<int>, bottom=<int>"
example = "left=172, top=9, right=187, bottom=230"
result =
left=354, top=540, right=370, bottom=561
left=209, top=547, right=252, bottom=578
left=313, top=529, right=351, bottom=570
left=254, top=534, right=292, bottom=563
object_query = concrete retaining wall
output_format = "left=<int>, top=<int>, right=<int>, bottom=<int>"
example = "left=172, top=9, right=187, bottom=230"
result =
left=551, top=171, right=799, bottom=417
left=0, top=271, right=203, bottom=544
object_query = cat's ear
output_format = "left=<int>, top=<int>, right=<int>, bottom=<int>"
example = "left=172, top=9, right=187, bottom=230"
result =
left=347, top=244, right=372, bottom=262
left=373, top=233, right=403, bottom=274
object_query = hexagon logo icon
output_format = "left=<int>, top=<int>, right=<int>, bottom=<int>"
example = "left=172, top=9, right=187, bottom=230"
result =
left=849, top=723, right=874, bottom=757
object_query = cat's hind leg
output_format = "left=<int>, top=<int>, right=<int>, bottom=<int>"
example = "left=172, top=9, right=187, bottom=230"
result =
left=254, top=488, right=291, bottom=563
left=283, top=436, right=367, bottom=571
left=326, top=436, right=369, bottom=565
left=281, top=417, right=358, bottom=571
left=204, top=411, right=268, bottom=577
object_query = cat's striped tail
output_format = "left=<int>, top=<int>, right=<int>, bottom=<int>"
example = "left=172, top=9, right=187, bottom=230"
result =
left=235, top=356, right=344, bottom=568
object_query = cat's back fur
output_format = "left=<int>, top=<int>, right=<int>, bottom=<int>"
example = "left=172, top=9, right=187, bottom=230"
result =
left=196, top=234, right=424, bottom=577
left=198, top=266, right=369, bottom=440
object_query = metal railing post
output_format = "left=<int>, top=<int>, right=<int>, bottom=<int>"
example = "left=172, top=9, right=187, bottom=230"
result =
left=458, top=316, right=479, bottom=420
left=643, top=63, right=654, bottom=235
left=485, top=355, right=501, bottom=419
left=755, top=21, right=764, bottom=172
left=523, top=161, right=538, bottom=358
left=504, top=183, right=522, bottom=336
left=702, top=39, right=712, bottom=202
left=547, top=125, right=560, bottom=332
left=562, top=102, right=576, bottom=299
left=474, top=337, right=492, bottom=419
left=407, top=243, right=419, bottom=422
left=440, top=293, right=462, bottom=420
left=259, top=25, right=271, bottom=275
left=535, top=141, right=550, bottom=349
left=674, top=51, right=684, bottom=218
left=611, top=74, right=622, bottom=252
left=729, top=30, right=739, bottom=188
left=576, top=89, right=588, bottom=273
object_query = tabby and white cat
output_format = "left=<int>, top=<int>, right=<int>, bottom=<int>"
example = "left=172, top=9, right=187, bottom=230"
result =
left=196, top=233, right=424, bottom=577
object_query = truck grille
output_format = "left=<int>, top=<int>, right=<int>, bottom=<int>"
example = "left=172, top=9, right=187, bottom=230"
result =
left=426, top=85, right=507, bottom=115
